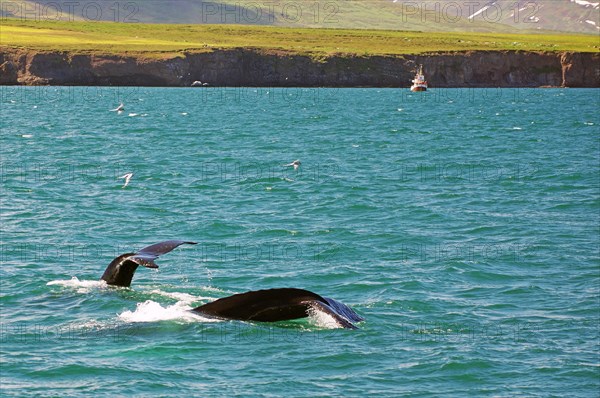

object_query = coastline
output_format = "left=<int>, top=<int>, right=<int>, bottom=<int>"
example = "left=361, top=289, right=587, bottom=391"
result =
left=1, top=48, right=599, bottom=88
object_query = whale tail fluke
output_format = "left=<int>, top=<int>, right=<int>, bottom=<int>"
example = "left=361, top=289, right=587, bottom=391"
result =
left=132, top=240, right=198, bottom=268
left=100, top=240, right=197, bottom=287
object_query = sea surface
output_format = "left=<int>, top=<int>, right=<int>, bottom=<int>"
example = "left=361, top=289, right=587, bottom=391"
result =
left=0, top=87, right=599, bottom=397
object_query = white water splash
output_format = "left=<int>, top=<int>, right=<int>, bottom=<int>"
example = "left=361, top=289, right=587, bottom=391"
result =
left=146, top=289, right=215, bottom=304
left=197, top=285, right=226, bottom=294
left=306, top=306, right=345, bottom=329
left=118, top=300, right=216, bottom=323
left=47, top=277, right=107, bottom=293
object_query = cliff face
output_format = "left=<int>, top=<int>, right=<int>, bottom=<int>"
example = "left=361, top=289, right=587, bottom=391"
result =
left=1, top=49, right=598, bottom=87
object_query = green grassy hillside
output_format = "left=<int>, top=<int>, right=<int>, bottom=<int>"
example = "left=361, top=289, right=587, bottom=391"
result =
left=2, top=0, right=599, bottom=34
left=1, top=18, right=598, bottom=58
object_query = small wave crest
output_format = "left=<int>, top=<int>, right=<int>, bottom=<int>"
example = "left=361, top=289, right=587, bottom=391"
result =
left=47, top=277, right=107, bottom=293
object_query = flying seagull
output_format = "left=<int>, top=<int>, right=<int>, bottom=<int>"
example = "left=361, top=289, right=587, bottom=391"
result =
left=284, top=160, right=301, bottom=170
left=119, top=173, right=133, bottom=188
left=111, top=103, right=125, bottom=112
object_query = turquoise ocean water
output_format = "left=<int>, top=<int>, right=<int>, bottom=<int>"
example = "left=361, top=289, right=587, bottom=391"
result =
left=1, top=87, right=599, bottom=397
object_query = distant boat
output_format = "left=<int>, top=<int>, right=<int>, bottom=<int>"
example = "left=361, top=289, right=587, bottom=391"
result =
left=410, top=65, right=428, bottom=92
left=191, top=81, right=209, bottom=87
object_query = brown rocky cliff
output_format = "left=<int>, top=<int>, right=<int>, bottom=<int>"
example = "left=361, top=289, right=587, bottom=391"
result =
left=0, top=49, right=598, bottom=87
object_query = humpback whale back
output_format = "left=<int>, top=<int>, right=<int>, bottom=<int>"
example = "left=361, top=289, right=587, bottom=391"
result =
left=192, top=288, right=362, bottom=329
left=100, top=240, right=197, bottom=287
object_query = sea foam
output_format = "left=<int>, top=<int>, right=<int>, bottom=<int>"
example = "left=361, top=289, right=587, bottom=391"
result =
left=47, top=277, right=107, bottom=293
left=118, top=300, right=216, bottom=323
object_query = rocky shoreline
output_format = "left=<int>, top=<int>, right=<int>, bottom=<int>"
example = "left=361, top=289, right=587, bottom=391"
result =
left=1, top=48, right=598, bottom=88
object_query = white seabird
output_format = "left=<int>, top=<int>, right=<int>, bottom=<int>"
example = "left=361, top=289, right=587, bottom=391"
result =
left=284, top=160, right=301, bottom=170
left=111, top=103, right=125, bottom=112
left=119, top=172, right=134, bottom=188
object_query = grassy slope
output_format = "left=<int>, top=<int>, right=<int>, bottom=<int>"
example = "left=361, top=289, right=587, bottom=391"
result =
left=1, top=18, right=598, bottom=58
left=0, top=0, right=506, bottom=30
left=5, top=0, right=599, bottom=34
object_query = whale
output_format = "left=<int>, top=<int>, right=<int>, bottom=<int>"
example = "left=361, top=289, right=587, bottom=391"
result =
left=99, top=241, right=362, bottom=328
left=100, top=240, right=197, bottom=287
left=192, top=288, right=363, bottom=329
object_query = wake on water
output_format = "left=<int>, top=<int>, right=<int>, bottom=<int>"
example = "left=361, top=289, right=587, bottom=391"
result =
left=46, top=277, right=345, bottom=328
left=118, top=300, right=213, bottom=323
left=47, top=277, right=108, bottom=293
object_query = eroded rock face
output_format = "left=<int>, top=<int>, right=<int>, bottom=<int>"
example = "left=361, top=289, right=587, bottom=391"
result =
left=0, top=52, right=21, bottom=85
left=561, top=52, right=600, bottom=88
left=1, top=48, right=598, bottom=87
